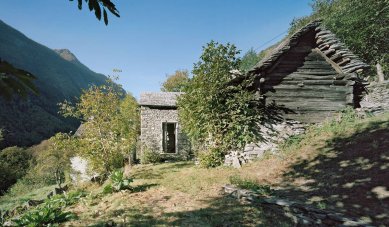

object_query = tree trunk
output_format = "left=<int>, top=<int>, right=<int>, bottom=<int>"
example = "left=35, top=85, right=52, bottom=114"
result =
left=376, top=63, right=385, bottom=83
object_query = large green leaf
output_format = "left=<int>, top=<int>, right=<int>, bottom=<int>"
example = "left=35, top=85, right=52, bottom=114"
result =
left=69, top=0, right=120, bottom=25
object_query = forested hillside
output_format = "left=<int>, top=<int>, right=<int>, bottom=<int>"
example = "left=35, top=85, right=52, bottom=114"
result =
left=0, top=20, right=108, bottom=148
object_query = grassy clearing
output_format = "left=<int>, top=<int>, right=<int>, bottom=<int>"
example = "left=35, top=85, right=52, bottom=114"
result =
left=2, top=112, right=388, bottom=226
left=274, top=112, right=389, bottom=225
left=0, top=185, right=56, bottom=211
left=64, top=162, right=291, bottom=226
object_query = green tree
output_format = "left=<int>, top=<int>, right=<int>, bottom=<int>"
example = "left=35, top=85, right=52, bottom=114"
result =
left=60, top=80, right=139, bottom=175
left=239, top=48, right=262, bottom=73
left=161, top=70, right=190, bottom=92
left=36, top=133, right=75, bottom=188
left=178, top=41, right=271, bottom=164
left=0, top=146, right=31, bottom=194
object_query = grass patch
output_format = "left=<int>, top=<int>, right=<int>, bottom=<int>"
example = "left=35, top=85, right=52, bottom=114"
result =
left=4, top=110, right=388, bottom=226
left=1, top=189, right=86, bottom=226
left=229, top=175, right=273, bottom=196
left=0, top=185, right=56, bottom=211
left=63, top=162, right=295, bottom=226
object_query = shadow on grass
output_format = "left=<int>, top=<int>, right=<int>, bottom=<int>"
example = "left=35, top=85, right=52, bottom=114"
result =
left=131, top=162, right=194, bottom=180
left=277, top=119, right=389, bottom=225
left=120, top=196, right=293, bottom=226
left=132, top=183, right=158, bottom=193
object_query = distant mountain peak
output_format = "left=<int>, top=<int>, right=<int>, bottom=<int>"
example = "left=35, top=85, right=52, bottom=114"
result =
left=53, top=49, right=80, bottom=64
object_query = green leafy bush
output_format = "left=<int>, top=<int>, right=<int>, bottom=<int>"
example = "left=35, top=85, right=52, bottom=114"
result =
left=240, top=48, right=262, bottom=73
left=13, top=203, right=75, bottom=226
left=11, top=190, right=85, bottom=226
left=140, top=147, right=161, bottom=164
left=0, top=146, right=32, bottom=194
left=60, top=81, right=140, bottom=175
left=178, top=41, right=281, bottom=161
left=161, top=70, right=190, bottom=92
left=103, top=170, right=133, bottom=194
left=49, top=190, right=87, bottom=207
left=103, top=184, right=114, bottom=194
left=111, top=170, right=133, bottom=191
left=198, top=148, right=225, bottom=168
left=229, top=175, right=273, bottom=196
left=4, top=133, right=76, bottom=196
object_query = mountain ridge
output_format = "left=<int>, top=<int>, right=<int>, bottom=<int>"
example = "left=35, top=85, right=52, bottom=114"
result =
left=0, top=20, right=109, bottom=148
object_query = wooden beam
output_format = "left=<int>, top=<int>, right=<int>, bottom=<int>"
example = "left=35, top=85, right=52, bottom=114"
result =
left=314, top=48, right=343, bottom=74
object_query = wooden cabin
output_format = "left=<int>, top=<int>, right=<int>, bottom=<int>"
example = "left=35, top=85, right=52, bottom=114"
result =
left=249, top=21, right=369, bottom=123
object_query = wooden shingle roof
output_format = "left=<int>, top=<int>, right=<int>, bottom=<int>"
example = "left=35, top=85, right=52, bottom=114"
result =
left=249, top=21, right=369, bottom=75
left=139, top=92, right=183, bottom=107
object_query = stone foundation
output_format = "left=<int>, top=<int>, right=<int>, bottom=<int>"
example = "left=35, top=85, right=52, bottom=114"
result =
left=225, top=120, right=306, bottom=168
left=359, top=81, right=389, bottom=115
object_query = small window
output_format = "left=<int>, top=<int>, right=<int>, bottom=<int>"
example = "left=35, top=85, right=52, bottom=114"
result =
left=162, top=122, right=176, bottom=153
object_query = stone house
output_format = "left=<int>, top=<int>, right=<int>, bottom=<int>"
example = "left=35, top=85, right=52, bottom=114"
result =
left=242, top=21, right=369, bottom=123
left=139, top=92, right=190, bottom=157
left=226, top=21, right=371, bottom=167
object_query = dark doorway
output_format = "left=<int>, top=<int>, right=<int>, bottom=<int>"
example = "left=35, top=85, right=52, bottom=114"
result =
left=162, top=122, right=176, bottom=153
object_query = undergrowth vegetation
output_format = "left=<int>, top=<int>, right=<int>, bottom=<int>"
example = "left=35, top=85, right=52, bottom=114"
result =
left=197, top=147, right=225, bottom=168
left=229, top=175, right=273, bottom=196
left=140, top=146, right=162, bottom=164
left=103, top=170, right=134, bottom=194
left=1, top=190, right=86, bottom=226
left=280, top=107, right=360, bottom=154
left=0, top=147, right=31, bottom=195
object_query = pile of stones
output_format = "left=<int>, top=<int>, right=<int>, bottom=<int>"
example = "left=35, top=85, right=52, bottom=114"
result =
left=359, top=81, right=389, bottom=116
left=224, top=120, right=306, bottom=168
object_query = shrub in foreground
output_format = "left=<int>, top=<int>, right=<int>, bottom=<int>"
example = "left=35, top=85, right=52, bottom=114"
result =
left=103, top=170, right=133, bottom=194
left=0, top=147, right=32, bottom=194
left=140, top=147, right=161, bottom=164
left=198, top=148, right=225, bottom=168
left=10, top=190, right=85, bottom=226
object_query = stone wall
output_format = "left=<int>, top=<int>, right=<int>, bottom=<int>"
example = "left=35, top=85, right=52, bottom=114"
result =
left=225, top=120, right=306, bottom=168
left=140, top=106, right=190, bottom=157
left=359, top=81, right=389, bottom=115
left=223, top=184, right=371, bottom=226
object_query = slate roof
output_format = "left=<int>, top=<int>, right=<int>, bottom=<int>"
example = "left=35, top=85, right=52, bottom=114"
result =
left=249, top=20, right=369, bottom=75
left=139, top=92, right=183, bottom=107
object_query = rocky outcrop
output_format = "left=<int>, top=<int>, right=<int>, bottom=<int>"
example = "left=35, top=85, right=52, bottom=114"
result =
left=70, top=156, right=99, bottom=183
left=359, top=81, right=389, bottom=115
left=225, top=120, right=306, bottom=168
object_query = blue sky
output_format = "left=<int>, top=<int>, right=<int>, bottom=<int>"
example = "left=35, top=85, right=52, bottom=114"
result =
left=0, top=0, right=312, bottom=98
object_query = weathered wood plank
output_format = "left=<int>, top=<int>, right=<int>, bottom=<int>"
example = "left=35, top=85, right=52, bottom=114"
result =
left=267, top=73, right=338, bottom=80
left=292, top=71, right=338, bottom=75
left=279, top=80, right=348, bottom=86
left=266, top=96, right=346, bottom=103
left=296, top=68, right=337, bottom=74
left=267, top=98, right=347, bottom=106
left=291, top=46, right=312, bottom=51
left=263, top=85, right=349, bottom=91
left=264, top=92, right=346, bottom=99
